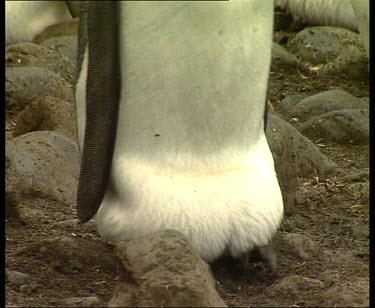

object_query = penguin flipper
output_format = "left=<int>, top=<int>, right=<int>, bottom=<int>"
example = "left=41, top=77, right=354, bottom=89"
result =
left=76, top=1, right=121, bottom=222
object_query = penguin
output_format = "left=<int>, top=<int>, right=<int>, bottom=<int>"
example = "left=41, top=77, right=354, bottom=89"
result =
left=5, top=1, right=73, bottom=46
left=75, top=1, right=284, bottom=265
left=274, top=0, right=358, bottom=31
left=351, top=0, right=370, bottom=59
left=274, top=0, right=370, bottom=61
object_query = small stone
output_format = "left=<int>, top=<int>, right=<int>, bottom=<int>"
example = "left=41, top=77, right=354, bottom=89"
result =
left=6, top=270, right=30, bottom=286
left=63, top=296, right=100, bottom=307
left=271, top=43, right=309, bottom=72
left=278, top=94, right=308, bottom=114
left=281, top=233, right=321, bottom=260
left=19, top=285, right=30, bottom=293
left=323, top=278, right=369, bottom=307
left=268, top=275, right=325, bottom=297
left=13, top=96, right=77, bottom=141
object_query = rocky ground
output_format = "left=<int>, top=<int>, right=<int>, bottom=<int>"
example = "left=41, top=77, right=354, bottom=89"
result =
left=6, top=12, right=369, bottom=308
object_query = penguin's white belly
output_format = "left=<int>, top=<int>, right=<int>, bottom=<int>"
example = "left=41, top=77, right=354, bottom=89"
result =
left=85, top=0, right=283, bottom=261
left=5, top=1, right=72, bottom=45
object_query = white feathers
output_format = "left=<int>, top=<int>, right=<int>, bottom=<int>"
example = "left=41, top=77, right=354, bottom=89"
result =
left=75, top=48, right=88, bottom=152
left=97, top=135, right=283, bottom=262
left=351, top=0, right=369, bottom=58
left=5, top=1, right=72, bottom=45
left=76, top=0, right=283, bottom=262
left=274, top=0, right=358, bottom=30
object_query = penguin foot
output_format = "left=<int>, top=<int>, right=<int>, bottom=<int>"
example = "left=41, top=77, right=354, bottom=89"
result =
left=240, top=245, right=278, bottom=276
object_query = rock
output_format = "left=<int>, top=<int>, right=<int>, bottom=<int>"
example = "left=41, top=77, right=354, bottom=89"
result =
left=271, top=43, right=310, bottom=72
left=323, top=250, right=361, bottom=265
left=6, top=270, right=30, bottom=286
left=13, top=96, right=77, bottom=141
left=6, top=156, right=23, bottom=221
left=268, top=275, right=325, bottom=297
left=33, top=18, right=79, bottom=44
left=6, top=42, right=75, bottom=84
left=5, top=198, right=20, bottom=219
left=323, top=278, right=369, bottom=307
left=290, top=89, right=367, bottom=121
left=287, top=26, right=365, bottom=65
left=40, top=36, right=78, bottom=68
left=266, top=114, right=298, bottom=215
left=19, top=283, right=39, bottom=294
left=5, top=66, right=74, bottom=118
left=319, top=50, right=368, bottom=80
left=273, top=30, right=294, bottom=46
left=63, top=296, right=100, bottom=307
left=341, top=171, right=369, bottom=183
left=280, top=233, right=321, bottom=260
left=360, top=97, right=369, bottom=104
left=109, top=229, right=226, bottom=307
left=346, top=182, right=369, bottom=208
left=278, top=94, right=308, bottom=114
left=5, top=189, right=22, bottom=221
left=317, top=269, right=342, bottom=285
left=299, top=109, right=369, bottom=144
left=267, top=113, right=340, bottom=179
left=6, top=131, right=79, bottom=206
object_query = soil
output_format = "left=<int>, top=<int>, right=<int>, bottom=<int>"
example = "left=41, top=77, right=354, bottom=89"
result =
left=6, top=28, right=369, bottom=308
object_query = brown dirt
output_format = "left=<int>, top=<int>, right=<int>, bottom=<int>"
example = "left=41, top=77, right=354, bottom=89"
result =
left=6, top=33, right=369, bottom=308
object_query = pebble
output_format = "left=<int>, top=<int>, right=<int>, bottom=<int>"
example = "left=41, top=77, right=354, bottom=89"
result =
left=63, top=296, right=100, bottom=307
left=6, top=270, right=30, bottom=286
left=268, top=275, right=325, bottom=297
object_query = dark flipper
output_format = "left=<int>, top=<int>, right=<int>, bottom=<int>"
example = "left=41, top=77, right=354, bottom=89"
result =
left=76, top=1, right=121, bottom=222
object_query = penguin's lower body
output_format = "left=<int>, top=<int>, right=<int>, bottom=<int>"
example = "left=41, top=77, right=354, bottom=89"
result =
left=75, top=0, right=284, bottom=266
